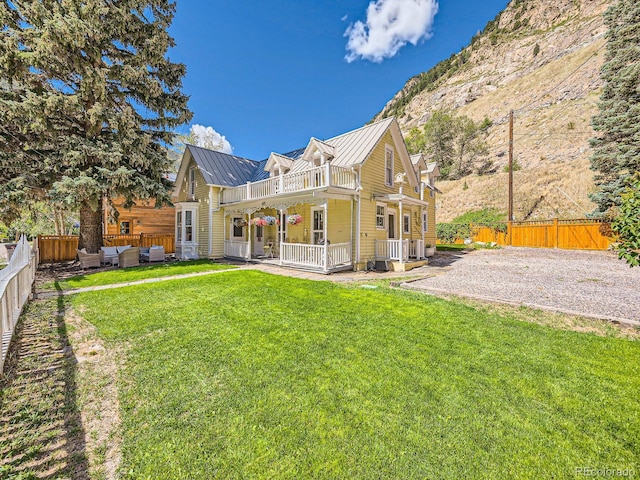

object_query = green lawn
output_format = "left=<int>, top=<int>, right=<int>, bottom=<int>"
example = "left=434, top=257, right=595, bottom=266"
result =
left=46, top=259, right=236, bottom=290
left=71, top=271, right=640, bottom=479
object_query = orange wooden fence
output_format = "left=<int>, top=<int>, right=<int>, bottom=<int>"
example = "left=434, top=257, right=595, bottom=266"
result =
left=440, top=218, right=612, bottom=251
left=38, top=233, right=175, bottom=263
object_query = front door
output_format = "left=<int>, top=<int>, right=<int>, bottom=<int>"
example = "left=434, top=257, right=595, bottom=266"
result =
left=388, top=210, right=396, bottom=239
left=253, top=225, right=264, bottom=255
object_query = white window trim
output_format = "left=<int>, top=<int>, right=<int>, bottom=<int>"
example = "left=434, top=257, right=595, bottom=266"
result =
left=376, top=202, right=386, bottom=230
left=311, top=206, right=324, bottom=245
left=384, top=145, right=394, bottom=187
left=423, top=211, right=429, bottom=233
left=176, top=206, right=198, bottom=244
left=188, top=167, right=196, bottom=198
left=403, top=213, right=411, bottom=235
left=231, top=216, right=245, bottom=240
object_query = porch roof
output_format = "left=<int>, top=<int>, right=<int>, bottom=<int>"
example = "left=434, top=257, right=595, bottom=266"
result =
left=224, top=187, right=359, bottom=211
left=373, top=193, right=430, bottom=207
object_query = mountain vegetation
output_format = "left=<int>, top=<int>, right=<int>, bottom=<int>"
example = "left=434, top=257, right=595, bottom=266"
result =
left=0, top=0, right=192, bottom=252
left=375, top=0, right=611, bottom=222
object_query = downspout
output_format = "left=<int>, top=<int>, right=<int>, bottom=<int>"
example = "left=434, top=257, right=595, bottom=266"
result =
left=208, top=187, right=214, bottom=256
left=355, top=165, right=362, bottom=265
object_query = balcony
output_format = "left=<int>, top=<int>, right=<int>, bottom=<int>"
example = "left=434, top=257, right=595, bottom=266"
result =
left=221, top=164, right=357, bottom=205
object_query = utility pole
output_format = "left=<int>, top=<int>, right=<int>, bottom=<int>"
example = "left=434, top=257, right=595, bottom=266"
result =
left=508, top=109, right=514, bottom=222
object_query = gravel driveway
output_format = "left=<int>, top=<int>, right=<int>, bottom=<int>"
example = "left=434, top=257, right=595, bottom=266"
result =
left=404, top=247, right=640, bottom=325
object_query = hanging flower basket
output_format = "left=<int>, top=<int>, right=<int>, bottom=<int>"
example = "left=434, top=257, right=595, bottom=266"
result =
left=250, top=218, right=268, bottom=227
left=264, top=215, right=279, bottom=226
left=233, top=218, right=248, bottom=227
left=287, top=214, right=303, bottom=225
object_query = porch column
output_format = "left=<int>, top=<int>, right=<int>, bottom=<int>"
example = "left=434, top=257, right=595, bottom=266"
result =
left=279, top=209, right=284, bottom=266
left=323, top=201, right=329, bottom=273
left=399, top=199, right=404, bottom=263
left=421, top=207, right=425, bottom=254
left=246, top=212, right=252, bottom=261
left=223, top=211, right=226, bottom=257
left=350, top=198, right=354, bottom=268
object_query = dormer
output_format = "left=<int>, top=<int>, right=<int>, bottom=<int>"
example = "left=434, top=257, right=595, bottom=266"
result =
left=264, top=152, right=294, bottom=177
left=301, top=137, right=335, bottom=166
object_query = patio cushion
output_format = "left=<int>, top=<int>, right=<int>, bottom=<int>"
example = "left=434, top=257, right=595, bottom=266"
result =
left=117, top=245, right=131, bottom=254
left=140, top=247, right=150, bottom=254
left=101, top=246, right=117, bottom=256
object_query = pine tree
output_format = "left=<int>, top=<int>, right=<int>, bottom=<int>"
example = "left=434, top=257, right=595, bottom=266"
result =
left=590, top=0, right=640, bottom=216
left=0, top=0, right=192, bottom=252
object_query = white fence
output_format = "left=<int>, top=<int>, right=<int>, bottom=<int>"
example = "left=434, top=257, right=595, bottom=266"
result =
left=1, top=236, right=37, bottom=373
left=224, top=240, right=249, bottom=259
left=221, top=164, right=357, bottom=204
left=409, top=239, right=424, bottom=260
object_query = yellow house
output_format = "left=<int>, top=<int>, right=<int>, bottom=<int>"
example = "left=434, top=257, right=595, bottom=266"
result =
left=173, top=117, right=438, bottom=273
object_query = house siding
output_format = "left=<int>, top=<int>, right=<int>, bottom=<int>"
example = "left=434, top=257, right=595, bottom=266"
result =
left=358, top=130, right=432, bottom=261
left=176, top=153, right=210, bottom=257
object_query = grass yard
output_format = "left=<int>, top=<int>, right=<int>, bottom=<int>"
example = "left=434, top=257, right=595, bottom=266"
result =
left=70, top=271, right=640, bottom=478
left=44, top=259, right=235, bottom=290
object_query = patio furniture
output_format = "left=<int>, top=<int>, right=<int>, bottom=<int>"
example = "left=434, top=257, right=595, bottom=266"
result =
left=100, top=246, right=119, bottom=266
left=77, top=249, right=100, bottom=269
left=118, top=247, right=140, bottom=268
left=140, top=245, right=165, bottom=262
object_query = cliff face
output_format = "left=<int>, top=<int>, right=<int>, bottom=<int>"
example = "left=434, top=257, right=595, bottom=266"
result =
left=375, top=0, right=610, bottom=221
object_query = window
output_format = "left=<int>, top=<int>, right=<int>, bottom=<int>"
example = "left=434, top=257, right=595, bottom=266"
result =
left=185, top=210, right=193, bottom=241
left=376, top=203, right=386, bottom=229
left=188, top=167, right=196, bottom=198
left=312, top=208, right=324, bottom=245
left=403, top=214, right=410, bottom=234
left=120, top=221, right=130, bottom=234
left=422, top=211, right=428, bottom=233
left=385, top=147, right=394, bottom=187
left=430, top=189, right=434, bottom=198
left=176, top=212, right=182, bottom=241
left=232, top=217, right=244, bottom=239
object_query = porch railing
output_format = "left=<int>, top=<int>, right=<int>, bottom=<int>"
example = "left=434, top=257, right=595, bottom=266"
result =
left=1, top=236, right=37, bottom=373
left=221, top=164, right=357, bottom=204
left=409, top=239, right=424, bottom=259
left=375, top=239, right=409, bottom=262
left=280, top=241, right=352, bottom=271
left=224, top=240, right=249, bottom=259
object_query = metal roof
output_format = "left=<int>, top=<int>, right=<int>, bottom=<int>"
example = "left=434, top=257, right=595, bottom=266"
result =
left=186, top=145, right=260, bottom=187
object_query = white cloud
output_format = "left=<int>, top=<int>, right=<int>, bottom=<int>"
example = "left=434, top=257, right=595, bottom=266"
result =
left=344, top=0, right=439, bottom=63
left=190, top=124, right=233, bottom=154
left=341, top=14, right=349, bottom=22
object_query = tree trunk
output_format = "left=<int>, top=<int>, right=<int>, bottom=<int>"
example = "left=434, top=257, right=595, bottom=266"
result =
left=78, top=200, right=103, bottom=253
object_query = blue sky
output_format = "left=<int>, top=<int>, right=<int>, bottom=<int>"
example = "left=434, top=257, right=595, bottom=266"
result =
left=169, top=0, right=509, bottom=160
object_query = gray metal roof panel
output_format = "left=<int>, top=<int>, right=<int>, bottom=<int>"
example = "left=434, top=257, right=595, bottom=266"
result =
left=186, top=145, right=260, bottom=187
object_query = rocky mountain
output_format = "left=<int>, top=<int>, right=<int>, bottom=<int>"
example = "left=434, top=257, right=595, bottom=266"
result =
left=374, top=0, right=610, bottom=222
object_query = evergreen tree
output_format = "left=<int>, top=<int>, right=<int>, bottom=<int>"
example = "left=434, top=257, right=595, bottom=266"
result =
left=405, top=109, right=488, bottom=179
left=590, top=0, right=640, bottom=216
left=0, top=0, right=192, bottom=252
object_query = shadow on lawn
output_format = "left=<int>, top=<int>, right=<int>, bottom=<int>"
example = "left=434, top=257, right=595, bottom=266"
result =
left=0, top=284, right=90, bottom=479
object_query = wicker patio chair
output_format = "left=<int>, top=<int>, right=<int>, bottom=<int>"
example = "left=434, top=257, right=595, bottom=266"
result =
left=118, top=247, right=140, bottom=268
left=77, top=249, right=101, bottom=269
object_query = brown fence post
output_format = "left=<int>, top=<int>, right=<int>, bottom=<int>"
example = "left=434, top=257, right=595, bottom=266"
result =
left=554, top=218, right=559, bottom=249
left=507, top=221, right=513, bottom=246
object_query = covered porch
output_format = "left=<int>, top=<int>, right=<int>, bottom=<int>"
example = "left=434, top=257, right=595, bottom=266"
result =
left=221, top=192, right=357, bottom=274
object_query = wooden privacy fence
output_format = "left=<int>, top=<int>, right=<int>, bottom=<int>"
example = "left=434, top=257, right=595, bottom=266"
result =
left=440, top=218, right=612, bottom=251
left=38, top=233, right=175, bottom=263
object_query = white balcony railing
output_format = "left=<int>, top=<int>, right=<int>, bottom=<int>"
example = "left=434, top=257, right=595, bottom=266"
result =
left=224, top=240, right=249, bottom=259
left=221, top=164, right=357, bottom=204
left=375, top=239, right=409, bottom=262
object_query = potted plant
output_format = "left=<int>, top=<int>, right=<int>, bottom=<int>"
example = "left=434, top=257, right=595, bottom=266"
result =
left=287, top=214, right=303, bottom=225
left=233, top=218, right=248, bottom=227
left=425, top=243, right=436, bottom=257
